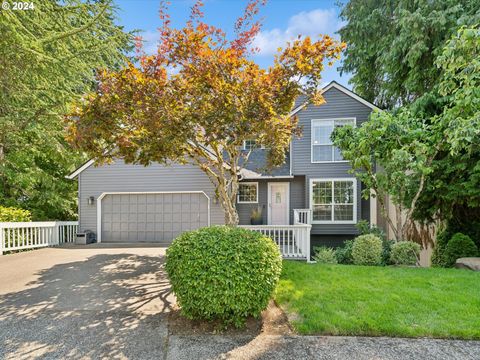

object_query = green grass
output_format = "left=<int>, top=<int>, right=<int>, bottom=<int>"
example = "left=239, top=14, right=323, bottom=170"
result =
left=275, top=261, right=480, bottom=339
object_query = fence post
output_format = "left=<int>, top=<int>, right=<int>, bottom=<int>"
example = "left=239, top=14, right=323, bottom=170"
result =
left=53, top=222, right=60, bottom=246
left=0, top=224, right=4, bottom=255
left=306, top=225, right=312, bottom=263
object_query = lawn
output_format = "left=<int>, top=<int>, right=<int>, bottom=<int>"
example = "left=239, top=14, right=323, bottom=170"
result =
left=275, top=261, right=480, bottom=339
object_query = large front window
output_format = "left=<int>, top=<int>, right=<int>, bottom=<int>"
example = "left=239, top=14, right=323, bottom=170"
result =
left=311, top=179, right=356, bottom=223
left=311, top=118, right=355, bottom=162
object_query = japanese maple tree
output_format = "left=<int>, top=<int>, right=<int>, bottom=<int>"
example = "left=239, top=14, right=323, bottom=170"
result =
left=68, top=0, right=345, bottom=225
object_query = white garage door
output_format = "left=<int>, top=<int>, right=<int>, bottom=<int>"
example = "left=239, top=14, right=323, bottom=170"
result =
left=101, top=192, right=209, bottom=243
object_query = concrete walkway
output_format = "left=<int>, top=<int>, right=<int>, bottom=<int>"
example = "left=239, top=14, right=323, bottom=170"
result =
left=0, top=244, right=479, bottom=359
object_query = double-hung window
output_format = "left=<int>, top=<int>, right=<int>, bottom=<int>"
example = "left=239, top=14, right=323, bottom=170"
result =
left=237, top=182, right=258, bottom=203
left=243, top=139, right=265, bottom=151
left=310, top=179, right=356, bottom=223
left=311, top=118, right=355, bottom=162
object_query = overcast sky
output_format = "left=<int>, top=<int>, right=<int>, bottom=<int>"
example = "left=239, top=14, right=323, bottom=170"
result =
left=114, top=0, right=351, bottom=88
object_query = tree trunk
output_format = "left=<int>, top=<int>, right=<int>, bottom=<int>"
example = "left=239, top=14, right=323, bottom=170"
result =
left=395, top=204, right=403, bottom=241
left=190, top=145, right=242, bottom=227
left=204, top=159, right=240, bottom=227
left=216, top=178, right=240, bottom=226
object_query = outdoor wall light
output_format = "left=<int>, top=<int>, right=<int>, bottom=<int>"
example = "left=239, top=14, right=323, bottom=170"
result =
left=88, top=196, right=95, bottom=205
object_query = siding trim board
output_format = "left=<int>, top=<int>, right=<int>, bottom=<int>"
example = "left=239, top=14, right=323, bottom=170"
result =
left=321, top=82, right=380, bottom=111
left=67, top=159, right=95, bottom=180
left=96, top=191, right=211, bottom=243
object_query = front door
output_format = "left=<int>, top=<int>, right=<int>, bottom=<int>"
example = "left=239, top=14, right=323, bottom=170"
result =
left=268, top=183, right=290, bottom=225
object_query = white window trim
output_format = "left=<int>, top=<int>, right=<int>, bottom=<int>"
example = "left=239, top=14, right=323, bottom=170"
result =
left=311, top=118, right=356, bottom=164
left=242, top=140, right=265, bottom=151
left=309, top=178, right=357, bottom=224
left=237, top=182, right=259, bottom=204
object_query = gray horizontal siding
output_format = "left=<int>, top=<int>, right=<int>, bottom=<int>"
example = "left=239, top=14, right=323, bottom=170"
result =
left=78, top=159, right=225, bottom=234
left=237, top=176, right=305, bottom=225
left=291, top=86, right=374, bottom=235
left=292, top=86, right=373, bottom=175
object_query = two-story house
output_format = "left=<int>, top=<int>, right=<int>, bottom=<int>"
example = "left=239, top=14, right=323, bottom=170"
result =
left=67, top=81, right=379, bottom=258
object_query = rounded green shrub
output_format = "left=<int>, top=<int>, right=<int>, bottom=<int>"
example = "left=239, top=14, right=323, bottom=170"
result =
left=444, top=233, right=478, bottom=267
left=431, top=227, right=452, bottom=267
left=0, top=206, right=31, bottom=222
left=390, top=241, right=421, bottom=266
left=165, top=226, right=282, bottom=327
left=351, top=234, right=383, bottom=266
left=313, top=246, right=338, bottom=264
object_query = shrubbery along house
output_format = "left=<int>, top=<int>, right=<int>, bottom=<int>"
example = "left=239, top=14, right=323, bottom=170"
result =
left=67, top=81, right=380, bottom=258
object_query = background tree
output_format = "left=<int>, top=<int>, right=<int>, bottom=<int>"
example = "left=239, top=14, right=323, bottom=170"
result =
left=338, top=0, right=479, bottom=109
left=333, top=25, right=480, bottom=245
left=414, top=26, right=480, bottom=247
left=0, top=0, right=133, bottom=219
left=68, top=0, right=345, bottom=225
left=333, top=109, right=438, bottom=242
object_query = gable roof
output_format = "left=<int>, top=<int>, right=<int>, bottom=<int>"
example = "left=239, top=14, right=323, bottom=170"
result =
left=292, top=81, right=381, bottom=114
left=66, top=81, right=379, bottom=179
left=66, top=159, right=95, bottom=180
left=321, top=81, right=381, bottom=111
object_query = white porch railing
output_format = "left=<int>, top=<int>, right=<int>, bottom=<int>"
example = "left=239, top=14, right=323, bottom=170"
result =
left=0, top=221, right=78, bottom=254
left=240, top=224, right=311, bottom=261
left=294, top=209, right=312, bottom=225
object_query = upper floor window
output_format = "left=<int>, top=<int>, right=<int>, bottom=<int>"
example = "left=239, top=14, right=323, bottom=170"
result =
left=237, top=182, right=258, bottom=203
left=311, top=118, right=355, bottom=162
left=243, top=139, right=265, bottom=151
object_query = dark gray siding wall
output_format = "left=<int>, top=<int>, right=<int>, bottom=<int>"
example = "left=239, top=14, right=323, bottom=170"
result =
left=78, top=159, right=225, bottom=234
left=361, top=183, right=371, bottom=224
left=237, top=176, right=305, bottom=225
left=292, top=86, right=373, bottom=234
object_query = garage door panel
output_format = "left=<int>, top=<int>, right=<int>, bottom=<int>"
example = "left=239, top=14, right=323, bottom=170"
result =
left=200, top=212, right=208, bottom=223
left=163, top=212, right=172, bottom=222
left=190, top=201, right=200, bottom=211
left=172, top=202, right=181, bottom=212
left=102, top=192, right=209, bottom=243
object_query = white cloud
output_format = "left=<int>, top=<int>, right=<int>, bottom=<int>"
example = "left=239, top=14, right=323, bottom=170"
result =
left=141, top=30, right=161, bottom=54
left=252, top=8, right=344, bottom=56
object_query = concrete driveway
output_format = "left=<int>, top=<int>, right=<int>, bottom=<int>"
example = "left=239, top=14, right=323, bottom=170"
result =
left=0, top=244, right=172, bottom=359
left=1, top=244, right=480, bottom=360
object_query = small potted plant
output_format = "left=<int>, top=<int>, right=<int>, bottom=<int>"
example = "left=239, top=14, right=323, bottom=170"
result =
left=250, top=206, right=263, bottom=225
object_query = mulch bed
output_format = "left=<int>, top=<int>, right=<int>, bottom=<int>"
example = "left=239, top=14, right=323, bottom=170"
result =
left=168, top=300, right=292, bottom=336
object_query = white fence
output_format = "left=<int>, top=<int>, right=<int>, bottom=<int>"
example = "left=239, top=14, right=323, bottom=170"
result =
left=240, top=224, right=311, bottom=261
left=294, top=209, right=312, bottom=225
left=0, top=221, right=78, bottom=254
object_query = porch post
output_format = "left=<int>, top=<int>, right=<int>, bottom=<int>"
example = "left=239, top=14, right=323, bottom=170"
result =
left=306, top=225, right=312, bottom=263
left=53, top=222, right=60, bottom=246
